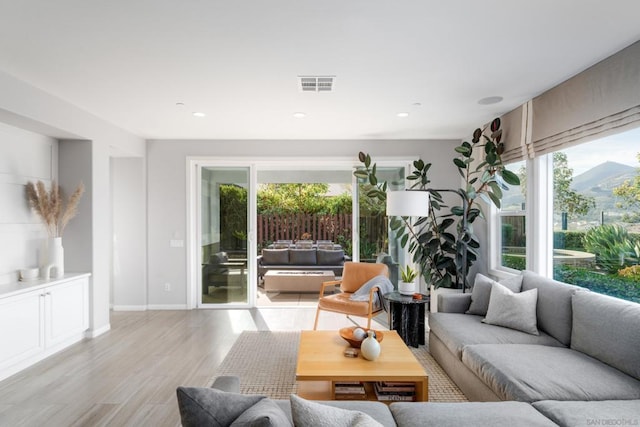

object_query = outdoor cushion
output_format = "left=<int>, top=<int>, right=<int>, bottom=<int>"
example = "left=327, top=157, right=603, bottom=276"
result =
left=521, top=270, right=583, bottom=346
left=429, top=313, right=563, bottom=360
left=289, top=249, right=317, bottom=265
left=317, top=249, right=345, bottom=265
left=467, top=273, right=523, bottom=316
left=483, top=283, right=538, bottom=335
left=571, top=290, right=640, bottom=380
left=462, top=344, right=640, bottom=402
left=261, top=249, right=289, bottom=265
left=532, top=400, right=640, bottom=426
left=390, top=401, right=557, bottom=427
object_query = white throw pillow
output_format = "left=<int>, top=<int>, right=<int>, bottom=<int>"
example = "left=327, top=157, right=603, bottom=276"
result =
left=290, top=394, right=382, bottom=427
left=482, top=282, right=539, bottom=335
left=467, top=273, right=523, bottom=316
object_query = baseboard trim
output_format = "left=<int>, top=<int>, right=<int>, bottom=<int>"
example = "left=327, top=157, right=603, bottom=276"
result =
left=87, top=324, right=111, bottom=338
left=146, top=304, right=189, bottom=310
left=112, top=305, right=148, bottom=311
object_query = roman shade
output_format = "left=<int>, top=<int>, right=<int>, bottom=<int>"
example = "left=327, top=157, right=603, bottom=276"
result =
left=500, top=40, right=640, bottom=162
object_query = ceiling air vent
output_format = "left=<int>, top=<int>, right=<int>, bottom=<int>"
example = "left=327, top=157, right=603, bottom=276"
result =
left=298, top=75, right=335, bottom=92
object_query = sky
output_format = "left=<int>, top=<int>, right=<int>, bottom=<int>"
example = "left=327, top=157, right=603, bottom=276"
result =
left=564, top=127, right=640, bottom=175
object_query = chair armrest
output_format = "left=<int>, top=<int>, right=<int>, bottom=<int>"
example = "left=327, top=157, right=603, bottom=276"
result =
left=218, top=262, right=246, bottom=268
left=211, top=376, right=240, bottom=393
left=437, top=293, right=472, bottom=313
left=319, top=280, right=341, bottom=296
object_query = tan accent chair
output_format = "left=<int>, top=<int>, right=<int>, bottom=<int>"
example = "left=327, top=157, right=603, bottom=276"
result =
left=313, top=262, right=389, bottom=330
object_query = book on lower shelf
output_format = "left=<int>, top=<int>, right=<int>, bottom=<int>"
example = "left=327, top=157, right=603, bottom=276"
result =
left=334, top=381, right=367, bottom=400
left=373, top=382, right=416, bottom=401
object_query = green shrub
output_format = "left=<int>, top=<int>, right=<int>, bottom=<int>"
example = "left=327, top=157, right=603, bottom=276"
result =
left=553, top=231, right=586, bottom=250
left=554, top=265, right=640, bottom=303
left=502, top=254, right=526, bottom=271
left=583, top=225, right=636, bottom=273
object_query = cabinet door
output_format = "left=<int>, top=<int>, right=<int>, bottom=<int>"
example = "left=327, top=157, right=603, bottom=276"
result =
left=45, top=277, right=89, bottom=348
left=0, top=291, right=44, bottom=370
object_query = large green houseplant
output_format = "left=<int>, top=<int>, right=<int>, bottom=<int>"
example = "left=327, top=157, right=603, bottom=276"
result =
left=355, top=118, right=520, bottom=290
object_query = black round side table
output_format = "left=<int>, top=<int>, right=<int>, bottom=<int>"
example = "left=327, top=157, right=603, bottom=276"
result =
left=385, top=291, right=431, bottom=348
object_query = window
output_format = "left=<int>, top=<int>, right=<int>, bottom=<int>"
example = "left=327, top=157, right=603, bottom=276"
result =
left=551, top=131, right=640, bottom=303
left=498, top=160, right=527, bottom=271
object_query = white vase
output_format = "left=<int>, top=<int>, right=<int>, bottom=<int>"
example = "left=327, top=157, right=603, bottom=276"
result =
left=360, top=331, right=381, bottom=361
left=398, top=281, right=416, bottom=295
left=48, top=237, right=64, bottom=279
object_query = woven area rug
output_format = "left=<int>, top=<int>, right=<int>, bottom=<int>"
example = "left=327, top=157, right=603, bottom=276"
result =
left=213, top=331, right=468, bottom=402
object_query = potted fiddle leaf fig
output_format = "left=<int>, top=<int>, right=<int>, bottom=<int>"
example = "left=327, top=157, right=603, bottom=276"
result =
left=355, top=118, right=520, bottom=291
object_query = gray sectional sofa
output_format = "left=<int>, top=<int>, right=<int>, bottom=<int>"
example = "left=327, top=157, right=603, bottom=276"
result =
left=429, top=270, right=640, bottom=403
left=177, top=270, right=640, bottom=426
left=178, top=375, right=640, bottom=426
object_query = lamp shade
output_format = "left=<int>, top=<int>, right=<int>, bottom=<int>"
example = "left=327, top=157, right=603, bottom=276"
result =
left=386, top=191, right=430, bottom=217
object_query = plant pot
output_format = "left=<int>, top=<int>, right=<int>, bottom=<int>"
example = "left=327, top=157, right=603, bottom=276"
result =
left=398, top=281, right=416, bottom=296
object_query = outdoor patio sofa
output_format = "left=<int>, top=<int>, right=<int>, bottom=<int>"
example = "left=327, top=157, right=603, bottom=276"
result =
left=429, top=270, right=640, bottom=404
left=257, top=247, right=348, bottom=278
left=177, top=376, right=640, bottom=426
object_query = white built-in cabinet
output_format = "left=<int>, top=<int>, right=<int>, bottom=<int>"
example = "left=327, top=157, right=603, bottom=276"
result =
left=0, top=273, right=90, bottom=381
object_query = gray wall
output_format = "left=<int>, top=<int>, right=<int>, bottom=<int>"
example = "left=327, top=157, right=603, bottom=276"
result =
left=111, top=157, right=147, bottom=309
left=146, top=139, right=461, bottom=307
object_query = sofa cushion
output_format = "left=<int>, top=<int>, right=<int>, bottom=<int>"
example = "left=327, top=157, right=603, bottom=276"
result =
left=317, top=249, right=345, bottom=265
left=483, top=283, right=538, bottom=335
left=261, top=249, right=289, bottom=265
left=290, top=394, right=382, bottom=427
left=390, top=401, right=557, bottom=427
left=230, top=397, right=292, bottom=426
left=275, top=399, right=396, bottom=427
left=521, top=270, right=583, bottom=346
left=467, top=273, right=523, bottom=316
left=462, top=344, right=640, bottom=402
left=289, top=249, right=317, bottom=265
left=571, top=290, right=640, bottom=380
left=176, top=386, right=266, bottom=427
left=429, top=313, right=563, bottom=360
left=532, top=400, right=640, bottom=426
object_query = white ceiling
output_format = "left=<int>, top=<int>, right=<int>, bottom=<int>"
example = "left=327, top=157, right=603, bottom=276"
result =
left=0, top=1, right=639, bottom=140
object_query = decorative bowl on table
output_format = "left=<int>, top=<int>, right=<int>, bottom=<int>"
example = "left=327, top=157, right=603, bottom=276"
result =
left=339, top=326, right=384, bottom=348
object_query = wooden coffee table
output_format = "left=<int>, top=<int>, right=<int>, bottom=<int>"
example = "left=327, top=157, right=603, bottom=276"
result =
left=296, top=330, right=428, bottom=402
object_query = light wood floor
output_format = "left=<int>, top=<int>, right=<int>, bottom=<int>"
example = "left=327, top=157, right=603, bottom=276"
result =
left=0, top=308, right=387, bottom=427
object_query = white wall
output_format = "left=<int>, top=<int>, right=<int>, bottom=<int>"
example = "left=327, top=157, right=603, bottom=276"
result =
left=146, top=139, right=461, bottom=307
left=0, top=123, right=57, bottom=284
left=0, top=70, right=145, bottom=336
left=111, top=157, right=147, bottom=310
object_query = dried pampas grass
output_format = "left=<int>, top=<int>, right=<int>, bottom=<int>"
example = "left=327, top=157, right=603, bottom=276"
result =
left=26, top=180, right=85, bottom=237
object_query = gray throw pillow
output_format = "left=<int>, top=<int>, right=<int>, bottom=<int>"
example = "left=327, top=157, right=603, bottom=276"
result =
left=290, top=394, right=383, bottom=427
left=483, top=282, right=539, bottom=335
left=176, top=386, right=264, bottom=427
left=230, top=398, right=292, bottom=427
left=467, top=273, right=523, bottom=316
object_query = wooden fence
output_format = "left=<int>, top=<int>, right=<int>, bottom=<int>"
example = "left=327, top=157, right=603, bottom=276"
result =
left=257, top=213, right=352, bottom=244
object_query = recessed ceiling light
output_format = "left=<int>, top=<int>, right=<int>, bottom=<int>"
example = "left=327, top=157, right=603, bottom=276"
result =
left=176, top=102, right=185, bottom=107
left=293, top=112, right=306, bottom=118
left=478, top=96, right=504, bottom=105
left=412, top=102, right=422, bottom=107
left=192, top=112, right=206, bottom=117
left=396, top=112, right=410, bottom=118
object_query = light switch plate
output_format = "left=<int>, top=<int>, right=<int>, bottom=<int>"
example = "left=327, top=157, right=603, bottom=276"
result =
left=170, top=239, right=184, bottom=248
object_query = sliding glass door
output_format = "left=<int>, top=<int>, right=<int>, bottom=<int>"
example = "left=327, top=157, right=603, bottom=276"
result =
left=199, top=165, right=251, bottom=307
